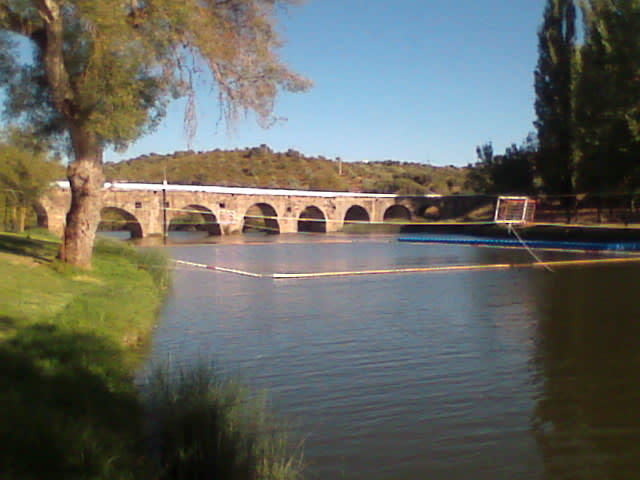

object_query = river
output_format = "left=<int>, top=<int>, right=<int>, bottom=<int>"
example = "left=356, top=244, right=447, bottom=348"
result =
left=142, top=233, right=640, bottom=480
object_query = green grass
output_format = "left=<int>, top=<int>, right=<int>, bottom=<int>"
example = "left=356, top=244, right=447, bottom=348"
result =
left=0, top=232, right=304, bottom=480
left=0, top=233, right=168, bottom=479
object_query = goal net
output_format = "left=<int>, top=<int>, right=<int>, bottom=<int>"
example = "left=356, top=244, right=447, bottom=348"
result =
left=494, top=196, right=536, bottom=224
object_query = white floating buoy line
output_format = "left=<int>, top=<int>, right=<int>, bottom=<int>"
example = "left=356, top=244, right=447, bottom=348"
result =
left=173, top=256, right=640, bottom=280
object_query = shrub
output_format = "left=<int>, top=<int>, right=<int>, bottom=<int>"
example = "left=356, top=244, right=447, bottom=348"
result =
left=141, top=364, right=304, bottom=480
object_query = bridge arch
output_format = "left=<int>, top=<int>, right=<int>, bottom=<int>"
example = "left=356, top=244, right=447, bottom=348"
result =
left=298, top=206, right=326, bottom=233
left=344, top=205, right=370, bottom=225
left=31, top=202, right=49, bottom=229
left=383, top=205, right=411, bottom=222
left=243, top=203, right=280, bottom=234
left=170, top=204, right=221, bottom=235
left=99, top=207, right=143, bottom=238
left=417, top=203, right=441, bottom=220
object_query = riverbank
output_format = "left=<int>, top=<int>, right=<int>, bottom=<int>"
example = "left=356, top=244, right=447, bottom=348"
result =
left=0, top=231, right=169, bottom=478
left=0, top=232, right=304, bottom=480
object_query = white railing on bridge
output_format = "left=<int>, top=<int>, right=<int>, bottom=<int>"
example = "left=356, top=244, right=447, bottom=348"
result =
left=54, top=181, right=443, bottom=199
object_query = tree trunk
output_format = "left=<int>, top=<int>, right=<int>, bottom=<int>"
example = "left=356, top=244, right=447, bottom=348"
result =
left=17, top=205, right=27, bottom=233
left=9, top=205, right=18, bottom=232
left=58, top=129, right=104, bottom=268
left=34, top=1, right=104, bottom=267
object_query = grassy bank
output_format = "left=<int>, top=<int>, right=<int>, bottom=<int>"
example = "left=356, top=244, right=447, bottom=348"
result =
left=0, top=232, right=303, bottom=480
left=0, top=232, right=168, bottom=479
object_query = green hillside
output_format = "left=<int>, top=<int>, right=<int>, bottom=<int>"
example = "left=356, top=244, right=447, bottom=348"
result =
left=104, top=146, right=472, bottom=195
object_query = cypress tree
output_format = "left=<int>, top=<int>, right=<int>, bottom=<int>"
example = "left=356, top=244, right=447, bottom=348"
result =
left=534, top=0, right=576, bottom=194
left=574, top=0, right=640, bottom=192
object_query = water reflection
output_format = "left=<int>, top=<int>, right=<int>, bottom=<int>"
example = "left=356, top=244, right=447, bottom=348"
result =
left=144, top=236, right=640, bottom=479
left=532, top=265, right=640, bottom=479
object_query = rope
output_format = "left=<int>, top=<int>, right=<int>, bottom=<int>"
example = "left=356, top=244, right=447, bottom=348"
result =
left=175, top=260, right=265, bottom=277
left=507, top=223, right=554, bottom=273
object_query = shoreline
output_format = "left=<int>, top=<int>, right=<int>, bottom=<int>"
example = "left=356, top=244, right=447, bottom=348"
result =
left=0, top=232, right=304, bottom=480
left=0, top=233, right=169, bottom=479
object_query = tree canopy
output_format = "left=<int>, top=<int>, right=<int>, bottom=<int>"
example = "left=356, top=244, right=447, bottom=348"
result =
left=0, top=0, right=311, bottom=149
left=467, top=138, right=535, bottom=195
left=534, top=0, right=576, bottom=194
left=574, top=0, right=640, bottom=192
left=0, top=0, right=311, bottom=266
left=530, top=0, right=640, bottom=195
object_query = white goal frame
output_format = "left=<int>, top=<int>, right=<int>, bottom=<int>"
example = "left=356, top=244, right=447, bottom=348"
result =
left=494, top=196, right=536, bottom=224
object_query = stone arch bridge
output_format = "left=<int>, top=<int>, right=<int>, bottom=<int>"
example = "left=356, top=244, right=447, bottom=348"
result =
left=39, top=182, right=486, bottom=238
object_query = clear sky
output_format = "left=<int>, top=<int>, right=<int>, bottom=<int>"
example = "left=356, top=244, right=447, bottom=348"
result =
left=105, top=0, right=547, bottom=167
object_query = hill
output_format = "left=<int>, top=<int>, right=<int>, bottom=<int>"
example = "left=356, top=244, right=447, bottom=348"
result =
left=104, top=146, right=472, bottom=195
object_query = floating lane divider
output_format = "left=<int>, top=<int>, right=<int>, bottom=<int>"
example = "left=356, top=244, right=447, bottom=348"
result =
left=397, top=235, right=640, bottom=252
left=269, top=263, right=514, bottom=278
left=174, top=260, right=265, bottom=278
left=174, top=256, right=640, bottom=280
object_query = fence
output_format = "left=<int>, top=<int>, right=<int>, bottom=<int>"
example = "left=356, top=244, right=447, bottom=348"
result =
left=533, top=194, right=640, bottom=226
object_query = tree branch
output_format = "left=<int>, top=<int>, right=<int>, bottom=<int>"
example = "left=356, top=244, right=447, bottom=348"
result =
left=0, top=3, right=44, bottom=39
left=31, top=0, right=75, bottom=119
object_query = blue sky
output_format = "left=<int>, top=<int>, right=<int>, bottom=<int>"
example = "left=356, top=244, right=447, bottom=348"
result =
left=104, top=0, right=546, bottom=167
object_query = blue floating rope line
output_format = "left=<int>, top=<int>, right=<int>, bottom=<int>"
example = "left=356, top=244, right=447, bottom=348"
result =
left=397, top=234, right=640, bottom=252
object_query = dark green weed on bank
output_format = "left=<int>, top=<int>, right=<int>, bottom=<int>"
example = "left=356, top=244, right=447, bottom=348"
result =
left=143, top=364, right=304, bottom=480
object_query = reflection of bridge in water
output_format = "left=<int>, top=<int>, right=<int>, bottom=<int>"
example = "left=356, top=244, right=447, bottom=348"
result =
left=39, top=182, right=488, bottom=238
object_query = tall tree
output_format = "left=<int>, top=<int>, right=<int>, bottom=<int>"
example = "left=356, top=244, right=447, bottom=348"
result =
left=574, top=0, right=640, bottom=192
left=468, top=137, right=535, bottom=195
left=0, top=0, right=310, bottom=267
left=465, top=142, right=494, bottom=193
left=534, top=0, right=576, bottom=194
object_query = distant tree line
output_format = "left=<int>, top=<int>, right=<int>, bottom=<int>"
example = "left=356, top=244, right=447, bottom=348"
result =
left=104, top=146, right=471, bottom=195
left=466, top=136, right=537, bottom=195
left=470, top=0, right=640, bottom=196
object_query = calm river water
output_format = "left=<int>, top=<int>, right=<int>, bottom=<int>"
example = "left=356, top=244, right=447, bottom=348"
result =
left=144, top=234, right=640, bottom=480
